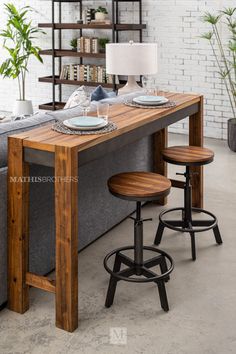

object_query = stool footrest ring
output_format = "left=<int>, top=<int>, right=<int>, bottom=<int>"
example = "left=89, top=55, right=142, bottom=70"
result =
left=159, top=207, right=218, bottom=233
left=104, top=246, right=174, bottom=283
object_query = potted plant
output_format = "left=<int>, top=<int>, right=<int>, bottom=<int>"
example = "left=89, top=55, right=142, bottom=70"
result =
left=95, top=6, right=108, bottom=21
left=0, top=3, right=45, bottom=116
left=70, top=38, right=77, bottom=51
left=201, top=8, right=236, bottom=151
left=98, top=38, right=110, bottom=53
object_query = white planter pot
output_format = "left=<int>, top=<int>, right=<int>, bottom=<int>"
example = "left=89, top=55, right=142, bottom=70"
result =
left=13, top=100, right=33, bottom=116
left=95, top=12, right=106, bottom=21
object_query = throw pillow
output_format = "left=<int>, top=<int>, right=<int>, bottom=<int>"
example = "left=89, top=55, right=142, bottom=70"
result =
left=64, top=86, right=86, bottom=109
left=91, top=85, right=109, bottom=101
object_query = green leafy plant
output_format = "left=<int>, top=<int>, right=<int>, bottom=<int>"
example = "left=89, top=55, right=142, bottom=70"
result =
left=70, top=38, right=77, bottom=50
left=0, top=3, right=45, bottom=101
left=201, top=7, right=236, bottom=118
left=95, top=6, right=108, bottom=14
left=98, top=37, right=110, bottom=52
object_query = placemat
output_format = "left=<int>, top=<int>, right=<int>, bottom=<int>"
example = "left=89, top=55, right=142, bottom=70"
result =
left=52, top=120, right=117, bottom=135
left=125, top=100, right=177, bottom=109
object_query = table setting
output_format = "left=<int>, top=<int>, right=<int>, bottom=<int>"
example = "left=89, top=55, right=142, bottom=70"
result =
left=52, top=78, right=177, bottom=136
left=124, top=76, right=177, bottom=109
left=52, top=92, right=117, bottom=135
left=125, top=94, right=176, bottom=109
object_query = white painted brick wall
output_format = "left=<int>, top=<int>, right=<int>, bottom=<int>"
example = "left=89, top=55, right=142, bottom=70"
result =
left=0, top=0, right=233, bottom=139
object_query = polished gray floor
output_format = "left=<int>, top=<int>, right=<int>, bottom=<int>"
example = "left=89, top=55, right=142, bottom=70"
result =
left=0, top=134, right=235, bottom=354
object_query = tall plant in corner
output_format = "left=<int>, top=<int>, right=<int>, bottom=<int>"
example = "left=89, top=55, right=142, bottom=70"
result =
left=201, top=7, right=236, bottom=151
left=0, top=3, right=45, bottom=115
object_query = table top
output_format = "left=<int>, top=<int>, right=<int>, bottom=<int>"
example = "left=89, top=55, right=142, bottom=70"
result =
left=12, top=92, right=201, bottom=153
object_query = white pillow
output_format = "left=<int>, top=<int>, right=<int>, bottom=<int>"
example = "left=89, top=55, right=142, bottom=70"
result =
left=64, top=86, right=86, bottom=109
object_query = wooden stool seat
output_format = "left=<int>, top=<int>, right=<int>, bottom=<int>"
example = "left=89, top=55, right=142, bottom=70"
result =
left=162, top=146, right=214, bottom=166
left=108, top=172, right=171, bottom=202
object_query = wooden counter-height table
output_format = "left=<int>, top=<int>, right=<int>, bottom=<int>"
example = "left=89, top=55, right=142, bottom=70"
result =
left=8, top=92, right=203, bottom=332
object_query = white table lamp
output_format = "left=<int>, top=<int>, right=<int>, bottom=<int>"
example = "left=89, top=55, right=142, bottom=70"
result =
left=106, top=41, right=158, bottom=95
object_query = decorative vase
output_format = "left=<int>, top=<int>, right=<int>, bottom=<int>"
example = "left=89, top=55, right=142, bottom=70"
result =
left=95, top=12, right=106, bottom=21
left=228, top=118, right=236, bottom=152
left=13, top=100, right=33, bottom=116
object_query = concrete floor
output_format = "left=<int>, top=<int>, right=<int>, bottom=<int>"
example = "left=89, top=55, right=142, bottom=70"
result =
left=0, top=134, right=236, bottom=354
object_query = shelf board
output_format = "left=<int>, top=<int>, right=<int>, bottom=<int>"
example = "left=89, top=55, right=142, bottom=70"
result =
left=39, top=49, right=105, bottom=58
left=38, top=23, right=146, bottom=31
left=39, top=102, right=66, bottom=111
left=39, top=76, right=121, bottom=89
left=39, top=23, right=112, bottom=29
left=116, top=24, right=146, bottom=31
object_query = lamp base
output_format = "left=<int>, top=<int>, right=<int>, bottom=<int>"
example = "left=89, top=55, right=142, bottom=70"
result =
left=118, top=76, right=142, bottom=95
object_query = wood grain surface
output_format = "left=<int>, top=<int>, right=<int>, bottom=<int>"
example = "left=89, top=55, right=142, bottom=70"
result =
left=162, top=146, right=214, bottom=165
left=108, top=172, right=171, bottom=200
left=8, top=137, right=29, bottom=313
left=13, top=93, right=202, bottom=153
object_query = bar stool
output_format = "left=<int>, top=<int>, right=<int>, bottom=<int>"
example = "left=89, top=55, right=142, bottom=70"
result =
left=104, top=172, right=174, bottom=312
left=154, top=146, right=223, bottom=261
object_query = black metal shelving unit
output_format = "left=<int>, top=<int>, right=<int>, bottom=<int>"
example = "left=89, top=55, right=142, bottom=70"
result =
left=38, top=0, right=145, bottom=110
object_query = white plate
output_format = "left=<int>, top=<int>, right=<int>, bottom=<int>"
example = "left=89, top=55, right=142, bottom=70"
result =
left=133, top=96, right=169, bottom=106
left=63, top=118, right=108, bottom=131
left=68, top=116, right=105, bottom=127
left=134, top=95, right=165, bottom=103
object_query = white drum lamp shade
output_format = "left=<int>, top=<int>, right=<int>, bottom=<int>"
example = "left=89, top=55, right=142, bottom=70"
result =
left=106, top=42, right=158, bottom=94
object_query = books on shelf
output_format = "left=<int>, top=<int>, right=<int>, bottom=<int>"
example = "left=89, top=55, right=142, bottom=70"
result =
left=92, top=38, right=98, bottom=54
left=60, top=64, right=119, bottom=85
left=59, top=65, right=68, bottom=80
left=77, top=37, right=84, bottom=53
left=77, top=36, right=99, bottom=54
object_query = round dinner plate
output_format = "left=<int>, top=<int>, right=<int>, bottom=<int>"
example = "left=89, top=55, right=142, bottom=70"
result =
left=133, top=96, right=169, bottom=106
left=63, top=117, right=108, bottom=131
left=67, top=116, right=105, bottom=127
left=134, top=95, right=165, bottom=103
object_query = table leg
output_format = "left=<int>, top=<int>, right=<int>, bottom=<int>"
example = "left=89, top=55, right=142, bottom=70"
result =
left=55, top=146, right=78, bottom=332
left=8, top=137, right=29, bottom=313
left=189, top=96, right=204, bottom=208
left=153, top=128, right=168, bottom=205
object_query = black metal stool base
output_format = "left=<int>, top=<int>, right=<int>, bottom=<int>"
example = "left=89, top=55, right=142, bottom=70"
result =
left=155, top=165, right=223, bottom=261
left=104, top=245, right=174, bottom=311
left=155, top=207, right=223, bottom=261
